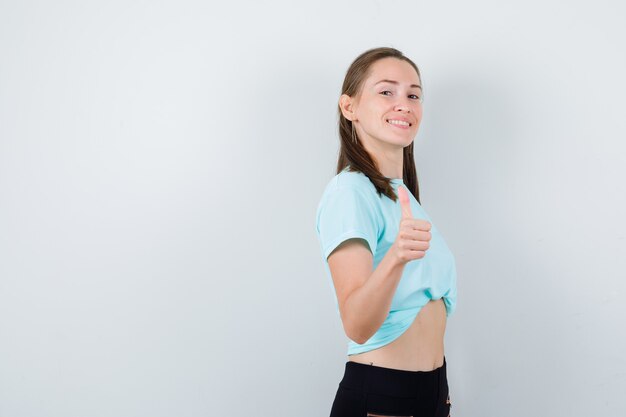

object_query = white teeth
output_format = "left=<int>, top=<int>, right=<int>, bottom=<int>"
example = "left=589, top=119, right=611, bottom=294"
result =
left=387, top=119, right=410, bottom=126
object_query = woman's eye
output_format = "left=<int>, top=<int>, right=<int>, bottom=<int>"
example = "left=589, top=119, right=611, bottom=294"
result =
left=381, top=91, right=422, bottom=101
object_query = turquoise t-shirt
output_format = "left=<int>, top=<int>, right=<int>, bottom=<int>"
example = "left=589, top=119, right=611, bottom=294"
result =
left=315, top=167, right=458, bottom=355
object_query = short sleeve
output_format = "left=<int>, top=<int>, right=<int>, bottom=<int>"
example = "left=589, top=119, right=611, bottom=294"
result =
left=316, top=185, right=380, bottom=261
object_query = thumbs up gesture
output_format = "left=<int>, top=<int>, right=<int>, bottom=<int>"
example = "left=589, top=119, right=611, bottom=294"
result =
left=392, top=185, right=432, bottom=264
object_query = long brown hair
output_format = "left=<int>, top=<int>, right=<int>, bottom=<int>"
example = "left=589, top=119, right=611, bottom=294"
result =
left=337, top=47, right=422, bottom=204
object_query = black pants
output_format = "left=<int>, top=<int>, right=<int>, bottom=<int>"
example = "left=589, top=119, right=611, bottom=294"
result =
left=329, top=357, right=451, bottom=417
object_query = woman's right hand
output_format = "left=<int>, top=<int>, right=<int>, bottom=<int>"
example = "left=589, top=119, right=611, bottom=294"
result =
left=391, top=185, right=432, bottom=265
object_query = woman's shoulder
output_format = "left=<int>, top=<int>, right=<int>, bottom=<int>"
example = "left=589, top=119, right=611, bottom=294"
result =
left=325, top=168, right=378, bottom=195
left=316, top=169, right=383, bottom=226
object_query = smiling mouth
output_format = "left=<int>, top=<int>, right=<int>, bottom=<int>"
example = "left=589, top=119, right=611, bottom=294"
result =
left=386, top=119, right=412, bottom=127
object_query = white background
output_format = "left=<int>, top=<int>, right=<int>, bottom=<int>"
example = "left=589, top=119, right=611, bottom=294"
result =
left=1, top=1, right=625, bottom=416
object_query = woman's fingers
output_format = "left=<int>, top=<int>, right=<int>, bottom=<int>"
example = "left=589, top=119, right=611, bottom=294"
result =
left=394, top=185, right=432, bottom=263
left=398, top=185, right=413, bottom=219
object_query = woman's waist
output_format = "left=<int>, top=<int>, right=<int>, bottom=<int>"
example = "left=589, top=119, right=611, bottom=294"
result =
left=348, top=299, right=447, bottom=372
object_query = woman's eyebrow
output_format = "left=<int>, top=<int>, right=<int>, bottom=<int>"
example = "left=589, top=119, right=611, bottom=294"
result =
left=374, top=79, right=422, bottom=89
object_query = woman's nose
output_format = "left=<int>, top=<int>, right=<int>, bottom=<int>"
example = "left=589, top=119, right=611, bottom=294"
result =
left=394, top=102, right=411, bottom=112
left=393, top=96, right=412, bottom=112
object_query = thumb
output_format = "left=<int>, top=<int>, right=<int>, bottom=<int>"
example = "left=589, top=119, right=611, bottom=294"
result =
left=398, top=185, right=413, bottom=219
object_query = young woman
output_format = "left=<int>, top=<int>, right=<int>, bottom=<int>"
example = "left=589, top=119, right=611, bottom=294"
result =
left=315, top=47, right=458, bottom=417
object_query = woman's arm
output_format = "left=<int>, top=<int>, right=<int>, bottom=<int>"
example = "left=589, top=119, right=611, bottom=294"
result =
left=328, top=240, right=406, bottom=344
left=327, top=186, right=431, bottom=344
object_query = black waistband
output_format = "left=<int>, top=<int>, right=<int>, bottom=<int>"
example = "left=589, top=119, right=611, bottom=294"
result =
left=338, top=357, right=446, bottom=398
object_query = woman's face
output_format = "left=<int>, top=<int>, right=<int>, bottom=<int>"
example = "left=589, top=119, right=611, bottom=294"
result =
left=342, top=57, right=423, bottom=151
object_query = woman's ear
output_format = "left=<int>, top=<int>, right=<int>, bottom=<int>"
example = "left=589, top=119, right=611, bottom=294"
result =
left=339, top=93, right=357, bottom=122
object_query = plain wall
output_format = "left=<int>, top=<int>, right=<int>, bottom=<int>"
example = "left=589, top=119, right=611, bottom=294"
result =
left=1, top=1, right=625, bottom=416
